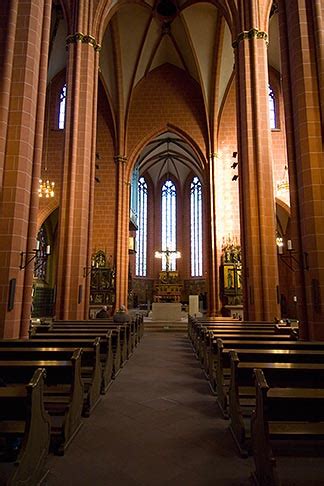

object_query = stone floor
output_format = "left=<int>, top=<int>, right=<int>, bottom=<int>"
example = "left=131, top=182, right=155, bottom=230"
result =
left=44, top=332, right=324, bottom=486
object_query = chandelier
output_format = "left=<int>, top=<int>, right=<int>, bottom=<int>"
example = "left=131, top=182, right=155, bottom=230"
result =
left=38, top=177, right=55, bottom=198
left=39, top=81, right=55, bottom=198
left=276, top=165, right=289, bottom=195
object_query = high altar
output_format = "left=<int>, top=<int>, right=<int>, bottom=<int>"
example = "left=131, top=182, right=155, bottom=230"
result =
left=153, top=271, right=183, bottom=303
left=152, top=250, right=183, bottom=320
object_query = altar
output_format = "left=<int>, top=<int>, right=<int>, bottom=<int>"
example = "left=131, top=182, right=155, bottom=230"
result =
left=151, top=302, right=182, bottom=321
left=153, top=271, right=183, bottom=303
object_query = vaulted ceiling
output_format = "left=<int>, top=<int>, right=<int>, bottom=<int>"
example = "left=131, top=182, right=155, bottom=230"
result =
left=100, top=1, right=234, bottom=128
left=48, top=0, right=281, bottom=179
left=136, top=131, right=205, bottom=187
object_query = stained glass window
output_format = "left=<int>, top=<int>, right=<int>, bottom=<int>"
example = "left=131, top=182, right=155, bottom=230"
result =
left=136, top=177, right=148, bottom=276
left=58, top=83, right=66, bottom=129
left=190, top=177, right=203, bottom=276
left=268, top=85, right=277, bottom=129
left=161, top=179, right=177, bottom=271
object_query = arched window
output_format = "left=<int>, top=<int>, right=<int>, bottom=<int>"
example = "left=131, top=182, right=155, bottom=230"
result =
left=190, top=176, right=203, bottom=276
left=161, top=179, right=177, bottom=271
left=58, top=83, right=67, bottom=129
left=136, top=177, right=148, bottom=277
left=268, top=84, right=277, bottom=129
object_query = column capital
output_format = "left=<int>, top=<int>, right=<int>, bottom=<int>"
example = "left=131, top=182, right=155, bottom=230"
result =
left=232, top=28, right=268, bottom=49
left=66, top=32, right=101, bottom=51
left=114, top=155, right=127, bottom=164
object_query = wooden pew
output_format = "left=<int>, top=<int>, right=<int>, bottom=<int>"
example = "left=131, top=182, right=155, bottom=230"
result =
left=251, top=368, right=324, bottom=486
left=207, top=333, right=294, bottom=389
left=30, top=329, right=122, bottom=378
left=188, top=317, right=278, bottom=349
left=0, top=337, right=113, bottom=395
left=228, top=350, right=324, bottom=456
left=214, top=338, right=324, bottom=407
left=200, top=325, right=292, bottom=371
left=0, top=350, right=84, bottom=456
left=0, top=368, right=51, bottom=486
left=203, top=330, right=293, bottom=380
left=50, top=322, right=130, bottom=364
left=0, top=341, right=102, bottom=418
left=189, top=319, right=289, bottom=365
left=53, top=315, right=142, bottom=354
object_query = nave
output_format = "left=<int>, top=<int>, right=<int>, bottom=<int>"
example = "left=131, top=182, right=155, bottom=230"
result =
left=45, top=332, right=253, bottom=485
left=43, top=331, right=324, bottom=486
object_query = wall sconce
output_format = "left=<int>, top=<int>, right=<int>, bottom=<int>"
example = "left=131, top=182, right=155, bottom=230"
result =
left=19, top=242, right=50, bottom=270
left=276, top=236, right=284, bottom=254
left=277, top=238, right=309, bottom=271
left=83, top=260, right=100, bottom=278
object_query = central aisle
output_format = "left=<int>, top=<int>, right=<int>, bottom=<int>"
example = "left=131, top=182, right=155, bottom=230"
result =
left=45, top=332, right=253, bottom=485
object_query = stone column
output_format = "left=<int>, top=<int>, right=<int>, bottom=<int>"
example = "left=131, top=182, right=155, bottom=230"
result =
left=233, top=4, right=280, bottom=321
left=0, top=0, right=18, bottom=188
left=55, top=32, right=100, bottom=320
left=114, top=156, right=130, bottom=310
left=279, top=0, right=324, bottom=338
left=207, top=153, right=220, bottom=317
left=0, top=0, right=51, bottom=337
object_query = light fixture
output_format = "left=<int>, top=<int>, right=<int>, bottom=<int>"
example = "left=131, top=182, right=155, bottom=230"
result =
left=19, top=241, right=50, bottom=270
left=39, top=81, right=55, bottom=198
left=276, top=165, right=289, bottom=195
left=276, top=236, right=284, bottom=254
left=38, top=179, right=55, bottom=198
left=276, top=235, right=309, bottom=271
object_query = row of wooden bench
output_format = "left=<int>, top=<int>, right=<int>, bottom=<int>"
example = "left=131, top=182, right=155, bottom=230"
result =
left=188, top=316, right=324, bottom=486
left=0, top=315, right=143, bottom=485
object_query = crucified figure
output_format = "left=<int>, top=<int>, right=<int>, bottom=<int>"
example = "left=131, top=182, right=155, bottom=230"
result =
left=155, top=248, right=181, bottom=272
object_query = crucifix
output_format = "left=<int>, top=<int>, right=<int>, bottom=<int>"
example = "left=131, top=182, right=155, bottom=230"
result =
left=155, top=247, right=181, bottom=272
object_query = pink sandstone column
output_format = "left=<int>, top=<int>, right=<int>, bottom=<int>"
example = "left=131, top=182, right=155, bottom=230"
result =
left=114, top=156, right=130, bottom=311
left=233, top=2, right=280, bottom=321
left=55, top=30, right=99, bottom=320
left=207, top=153, right=220, bottom=317
left=0, top=0, right=51, bottom=337
left=279, top=0, right=324, bottom=338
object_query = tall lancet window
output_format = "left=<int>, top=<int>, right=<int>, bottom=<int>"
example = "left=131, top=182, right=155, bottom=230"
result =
left=136, top=177, right=148, bottom=277
left=58, top=83, right=67, bottom=129
left=161, top=179, right=177, bottom=271
left=268, top=84, right=277, bottom=129
left=190, top=176, right=203, bottom=276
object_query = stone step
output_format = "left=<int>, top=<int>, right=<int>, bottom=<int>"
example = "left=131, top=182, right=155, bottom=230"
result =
left=144, top=320, right=188, bottom=332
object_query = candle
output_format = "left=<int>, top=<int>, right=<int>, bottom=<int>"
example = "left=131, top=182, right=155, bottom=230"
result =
left=287, top=240, right=293, bottom=251
left=36, top=240, right=40, bottom=251
left=46, top=245, right=51, bottom=255
left=278, top=245, right=283, bottom=255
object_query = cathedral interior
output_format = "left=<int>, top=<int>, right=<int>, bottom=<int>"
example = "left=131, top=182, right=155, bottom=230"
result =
left=1, top=1, right=324, bottom=485
left=0, top=0, right=323, bottom=339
